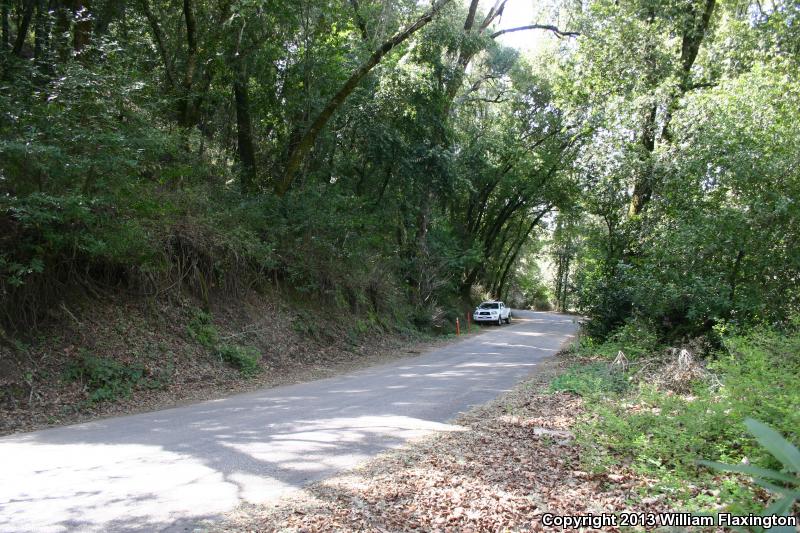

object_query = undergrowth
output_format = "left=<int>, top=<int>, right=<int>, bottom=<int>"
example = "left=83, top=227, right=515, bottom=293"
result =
left=549, top=363, right=629, bottom=397
left=185, top=307, right=262, bottom=376
left=65, top=351, right=171, bottom=403
left=216, top=344, right=261, bottom=376
left=557, top=320, right=800, bottom=514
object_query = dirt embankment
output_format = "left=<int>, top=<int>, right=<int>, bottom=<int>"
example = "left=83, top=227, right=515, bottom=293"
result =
left=0, top=291, right=461, bottom=436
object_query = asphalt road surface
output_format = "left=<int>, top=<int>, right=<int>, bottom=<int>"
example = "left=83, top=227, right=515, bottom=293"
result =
left=0, top=311, right=578, bottom=532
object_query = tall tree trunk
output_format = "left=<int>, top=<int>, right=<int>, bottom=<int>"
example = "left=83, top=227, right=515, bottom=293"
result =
left=52, top=0, right=70, bottom=62
left=276, top=0, right=452, bottom=196
left=628, top=103, right=657, bottom=216
left=139, top=0, right=176, bottom=90
left=94, top=0, right=123, bottom=36
left=13, top=0, right=35, bottom=57
left=496, top=209, right=550, bottom=298
left=661, top=0, right=717, bottom=142
left=559, top=255, right=570, bottom=311
left=2, top=0, right=10, bottom=51
left=628, top=0, right=716, bottom=216
left=33, top=0, right=46, bottom=61
left=554, top=253, right=564, bottom=310
left=348, top=0, right=368, bottom=41
left=727, top=249, right=744, bottom=315
left=443, top=0, right=505, bottom=114
left=179, top=0, right=197, bottom=127
left=71, top=0, right=91, bottom=52
left=234, top=60, right=256, bottom=194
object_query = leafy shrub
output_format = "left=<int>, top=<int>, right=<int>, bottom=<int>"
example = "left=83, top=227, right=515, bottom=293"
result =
left=700, top=419, right=800, bottom=524
left=572, top=325, right=800, bottom=510
left=65, top=352, right=145, bottom=402
left=186, top=309, right=218, bottom=347
left=569, top=318, right=660, bottom=360
left=606, top=319, right=660, bottom=358
left=577, top=383, right=738, bottom=474
left=216, top=344, right=261, bottom=376
left=710, top=327, right=800, bottom=468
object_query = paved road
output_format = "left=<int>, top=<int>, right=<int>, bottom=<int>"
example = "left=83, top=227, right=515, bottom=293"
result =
left=0, top=311, right=578, bottom=532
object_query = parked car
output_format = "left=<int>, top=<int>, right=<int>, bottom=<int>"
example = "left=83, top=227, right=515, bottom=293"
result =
left=473, top=301, right=511, bottom=325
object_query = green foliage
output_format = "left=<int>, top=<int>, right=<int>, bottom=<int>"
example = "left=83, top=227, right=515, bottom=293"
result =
left=186, top=308, right=261, bottom=376
left=64, top=352, right=163, bottom=403
left=504, top=244, right=553, bottom=310
left=572, top=324, right=800, bottom=510
left=549, top=363, right=629, bottom=397
left=700, top=419, right=800, bottom=530
left=551, top=0, right=800, bottom=338
left=570, top=318, right=660, bottom=360
left=711, top=327, right=800, bottom=466
left=0, top=0, right=578, bottom=334
left=216, top=344, right=261, bottom=376
left=186, top=309, right=219, bottom=348
left=603, top=319, right=660, bottom=359
left=577, top=384, right=738, bottom=481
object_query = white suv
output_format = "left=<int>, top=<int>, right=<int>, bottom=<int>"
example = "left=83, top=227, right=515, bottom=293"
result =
left=473, top=301, right=511, bottom=325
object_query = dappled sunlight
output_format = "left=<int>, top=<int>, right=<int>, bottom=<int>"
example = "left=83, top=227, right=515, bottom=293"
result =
left=0, top=311, right=577, bottom=532
left=457, top=361, right=538, bottom=368
left=0, top=442, right=237, bottom=533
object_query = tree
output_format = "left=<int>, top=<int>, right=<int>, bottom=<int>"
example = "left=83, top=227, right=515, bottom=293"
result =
left=276, top=0, right=453, bottom=196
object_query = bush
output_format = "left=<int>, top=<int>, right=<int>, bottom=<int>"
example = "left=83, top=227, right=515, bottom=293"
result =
left=216, top=344, right=261, bottom=376
left=570, top=318, right=660, bottom=360
left=710, top=326, right=800, bottom=468
left=65, top=352, right=146, bottom=402
left=700, top=418, right=800, bottom=522
left=186, top=309, right=219, bottom=348
left=570, top=324, right=800, bottom=510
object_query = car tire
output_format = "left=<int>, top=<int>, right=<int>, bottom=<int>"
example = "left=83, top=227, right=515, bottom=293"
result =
left=505, top=316, right=511, bottom=324
left=497, top=317, right=503, bottom=326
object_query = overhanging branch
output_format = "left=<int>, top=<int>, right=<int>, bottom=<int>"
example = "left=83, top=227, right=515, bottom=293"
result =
left=491, top=24, right=579, bottom=39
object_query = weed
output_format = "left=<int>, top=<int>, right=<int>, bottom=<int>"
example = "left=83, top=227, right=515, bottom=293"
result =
left=700, top=419, right=800, bottom=522
left=186, top=308, right=218, bottom=347
left=291, top=310, right=323, bottom=340
left=549, top=363, right=630, bottom=397
left=65, top=352, right=145, bottom=403
left=569, top=318, right=659, bottom=361
left=216, top=344, right=261, bottom=376
left=63, top=349, right=173, bottom=403
left=569, top=324, right=800, bottom=512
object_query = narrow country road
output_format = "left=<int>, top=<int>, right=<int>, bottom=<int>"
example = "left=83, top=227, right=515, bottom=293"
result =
left=0, top=311, right=578, bottom=533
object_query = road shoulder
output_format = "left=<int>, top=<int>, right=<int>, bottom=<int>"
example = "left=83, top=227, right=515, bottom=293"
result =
left=215, top=352, right=661, bottom=533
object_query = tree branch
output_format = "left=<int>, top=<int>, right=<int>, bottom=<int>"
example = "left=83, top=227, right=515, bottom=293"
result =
left=276, top=0, right=452, bottom=196
left=348, top=0, right=369, bottom=41
left=140, top=0, right=177, bottom=89
left=463, top=0, right=480, bottom=31
left=491, top=24, right=579, bottom=39
left=479, top=0, right=507, bottom=32
left=12, top=0, right=34, bottom=57
left=685, top=81, right=716, bottom=91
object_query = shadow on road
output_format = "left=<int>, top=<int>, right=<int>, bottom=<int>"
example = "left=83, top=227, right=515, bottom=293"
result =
left=0, top=312, right=578, bottom=532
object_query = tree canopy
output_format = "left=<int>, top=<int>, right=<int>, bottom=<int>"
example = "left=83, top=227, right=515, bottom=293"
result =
left=1, top=0, right=796, bottom=336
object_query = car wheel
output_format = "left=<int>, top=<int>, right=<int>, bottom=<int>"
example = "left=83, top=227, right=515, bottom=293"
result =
left=497, top=316, right=503, bottom=326
left=505, top=316, right=511, bottom=324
